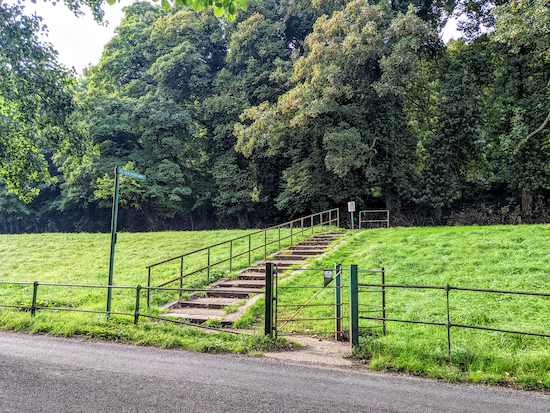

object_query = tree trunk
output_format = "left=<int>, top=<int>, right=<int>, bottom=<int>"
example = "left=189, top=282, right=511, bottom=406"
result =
left=434, top=206, right=442, bottom=224
left=236, top=214, right=248, bottom=229
left=522, top=190, right=533, bottom=215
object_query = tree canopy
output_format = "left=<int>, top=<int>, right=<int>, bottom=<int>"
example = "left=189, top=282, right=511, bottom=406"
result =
left=3, top=0, right=550, bottom=232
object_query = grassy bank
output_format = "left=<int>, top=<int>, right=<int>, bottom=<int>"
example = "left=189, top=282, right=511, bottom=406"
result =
left=236, top=224, right=550, bottom=389
left=0, top=229, right=306, bottom=354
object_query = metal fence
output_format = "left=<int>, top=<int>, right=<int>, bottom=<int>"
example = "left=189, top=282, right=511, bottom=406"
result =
left=0, top=280, right=244, bottom=334
left=359, top=210, right=389, bottom=229
left=351, top=276, right=550, bottom=361
left=264, top=264, right=384, bottom=341
left=146, top=208, right=340, bottom=306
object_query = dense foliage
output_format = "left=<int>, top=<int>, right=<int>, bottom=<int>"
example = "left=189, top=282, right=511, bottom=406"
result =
left=2, top=0, right=550, bottom=233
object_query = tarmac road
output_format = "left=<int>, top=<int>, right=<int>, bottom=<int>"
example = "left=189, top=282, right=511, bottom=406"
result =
left=0, top=331, right=549, bottom=412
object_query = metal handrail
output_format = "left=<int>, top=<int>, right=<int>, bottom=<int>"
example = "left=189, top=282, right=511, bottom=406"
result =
left=359, top=210, right=389, bottom=229
left=145, top=208, right=340, bottom=306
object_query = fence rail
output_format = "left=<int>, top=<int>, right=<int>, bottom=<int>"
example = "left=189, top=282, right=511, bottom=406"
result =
left=146, top=208, right=340, bottom=306
left=353, top=281, right=550, bottom=361
left=0, top=280, right=240, bottom=334
left=358, top=210, right=389, bottom=229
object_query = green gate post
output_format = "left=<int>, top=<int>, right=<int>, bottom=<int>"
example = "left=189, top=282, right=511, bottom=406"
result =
left=349, top=264, right=359, bottom=348
left=134, top=285, right=141, bottom=325
left=31, top=281, right=38, bottom=317
left=335, top=264, right=342, bottom=341
left=265, top=262, right=275, bottom=337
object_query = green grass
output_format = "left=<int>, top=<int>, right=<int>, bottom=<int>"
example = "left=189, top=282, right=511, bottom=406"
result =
left=0, top=308, right=290, bottom=353
left=268, top=224, right=550, bottom=389
left=0, top=227, right=333, bottom=354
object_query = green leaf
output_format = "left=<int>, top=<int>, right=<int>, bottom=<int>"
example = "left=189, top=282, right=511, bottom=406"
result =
left=192, top=0, right=204, bottom=11
left=161, top=0, right=170, bottom=10
left=228, top=1, right=237, bottom=15
left=236, top=0, right=247, bottom=11
left=175, top=0, right=184, bottom=5
left=226, top=11, right=236, bottom=21
left=215, top=2, right=222, bottom=7
left=214, top=6, right=224, bottom=17
left=106, top=0, right=116, bottom=5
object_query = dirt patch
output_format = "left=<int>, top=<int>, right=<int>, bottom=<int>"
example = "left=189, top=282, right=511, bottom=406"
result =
left=263, top=335, right=359, bottom=369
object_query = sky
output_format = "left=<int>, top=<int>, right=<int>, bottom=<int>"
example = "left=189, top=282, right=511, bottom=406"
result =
left=11, top=0, right=128, bottom=73
left=10, top=0, right=462, bottom=75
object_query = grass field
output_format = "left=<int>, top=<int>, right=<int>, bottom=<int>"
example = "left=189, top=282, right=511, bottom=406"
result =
left=0, top=228, right=310, bottom=354
left=254, top=224, right=550, bottom=389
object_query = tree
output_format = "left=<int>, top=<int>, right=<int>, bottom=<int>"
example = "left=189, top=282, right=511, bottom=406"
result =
left=235, top=1, right=434, bottom=214
left=0, top=4, right=89, bottom=201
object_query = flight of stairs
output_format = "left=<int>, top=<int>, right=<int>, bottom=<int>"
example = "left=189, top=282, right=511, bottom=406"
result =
left=163, top=232, right=345, bottom=326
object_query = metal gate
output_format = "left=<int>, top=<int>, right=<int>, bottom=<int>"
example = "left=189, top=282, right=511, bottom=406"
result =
left=276, top=265, right=344, bottom=339
left=264, top=263, right=385, bottom=346
left=349, top=265, right=386, bottom=345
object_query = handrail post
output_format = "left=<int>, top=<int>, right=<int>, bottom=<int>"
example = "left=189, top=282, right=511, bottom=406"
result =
left=248, top=234, right=251, bottom=267
left=301, top=218, right=304, bottom=237
left=264, top=230, right=267, bottom=259
left=134, top=285, right=141, bottom=325
left=207, top=247, right=211, bottom=284
left=335, top=264, right=342, bottom=341
left=349, top=264, right=359, bottom=349
left=265, top=262, right=275, bottom=337
left=337, top=208, right=340, bottom=228
left=311, top=215, right=314, bottom=235
left=147, top=268, right=151, bottom=308
left=278, top=226, right=281, bottom=250
left=31, top=281, right=38, bottom=316
left=230, top=240, right=233, bottom=273
left=179, top=257, right=183, bottom=297
left=290, top=221, right=293, bottom=245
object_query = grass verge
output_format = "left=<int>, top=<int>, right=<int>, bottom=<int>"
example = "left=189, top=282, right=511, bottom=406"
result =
left=0, top=308, right=291, bottom=354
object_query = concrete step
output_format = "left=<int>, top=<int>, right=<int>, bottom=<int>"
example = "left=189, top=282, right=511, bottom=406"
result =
left=177, top=297, right=243, bottom=309
left=206, top=288, right=261, bottom=298
left=288, top=245, right=327, bottom=250
left=283, top=249, right=325, bottom=255
left=242, top=266, right=286, bottom=273
left=271, top=254, right=309, bottom=261
left=296, top=241, right=333, bottom=246
left=217, top=279, right=265, bottom=289
left=266, top=260, right=307, bottom=266
left=164, top=307, right=226, bottom=320
left=238, top=272, right=268, bottom=280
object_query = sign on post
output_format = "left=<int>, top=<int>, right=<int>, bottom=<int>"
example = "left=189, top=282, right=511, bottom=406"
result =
left=107, top=166, right=146, bottom=314
left=348, top=201, right=356, bottom=230
left=324, top=270, right=333, bottom=287
left=118, top=169, right=146, bottom=180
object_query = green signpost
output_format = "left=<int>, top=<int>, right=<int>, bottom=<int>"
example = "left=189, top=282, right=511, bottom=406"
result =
left=106, top=166, right=146, bottom=314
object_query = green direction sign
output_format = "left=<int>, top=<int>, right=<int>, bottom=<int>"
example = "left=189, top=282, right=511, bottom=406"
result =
left=118, top=169, right=146, bottom=180
left=106, top=165, right=145, bottom=314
